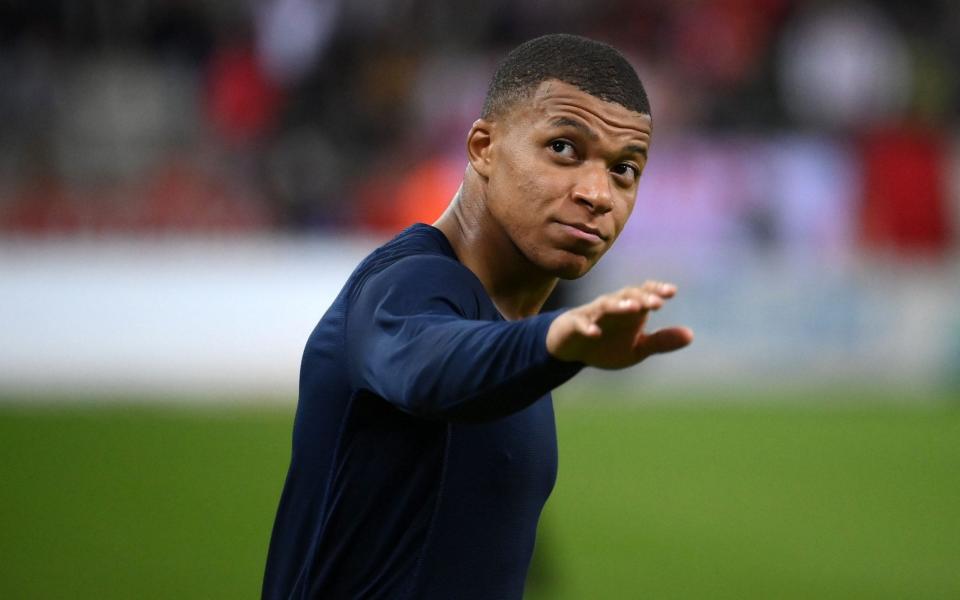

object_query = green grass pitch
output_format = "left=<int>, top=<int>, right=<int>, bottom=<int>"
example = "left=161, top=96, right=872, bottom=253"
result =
left=1, top=390, right=958, bottom=599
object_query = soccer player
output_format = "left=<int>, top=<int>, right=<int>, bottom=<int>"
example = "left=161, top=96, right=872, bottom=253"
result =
left=262, top=33, right=693, bottom=599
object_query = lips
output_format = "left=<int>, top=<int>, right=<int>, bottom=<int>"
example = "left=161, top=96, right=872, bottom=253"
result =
left=556, top=221, right=607, bottom=244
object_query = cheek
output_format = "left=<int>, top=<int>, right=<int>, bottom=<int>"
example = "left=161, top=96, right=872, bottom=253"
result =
left=515, top=157, right=571, bottom=212
left=514, top=173, right=549, bottom=209
left=491, top=153, right=553, bottom=217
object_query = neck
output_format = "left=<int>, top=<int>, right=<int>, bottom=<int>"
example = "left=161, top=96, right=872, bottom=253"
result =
left=434, top=177, right=558, bottom=320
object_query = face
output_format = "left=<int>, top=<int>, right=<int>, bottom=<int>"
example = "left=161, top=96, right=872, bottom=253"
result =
left=472, top=79, right=652, bottom=279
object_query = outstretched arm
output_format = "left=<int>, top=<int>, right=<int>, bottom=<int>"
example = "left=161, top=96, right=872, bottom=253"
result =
left=348, top=257, right=692, bottom=421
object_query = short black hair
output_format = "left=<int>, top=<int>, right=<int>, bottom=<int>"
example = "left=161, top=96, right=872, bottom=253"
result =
left=481, top=33, right=650, bottom=120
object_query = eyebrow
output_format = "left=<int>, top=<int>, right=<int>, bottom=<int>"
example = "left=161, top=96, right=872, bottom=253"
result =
left=623, top=144, right=648, bottom=160
left=548, top=116, right=648, bottom=159
left=549, top=116, right=598, bottom=140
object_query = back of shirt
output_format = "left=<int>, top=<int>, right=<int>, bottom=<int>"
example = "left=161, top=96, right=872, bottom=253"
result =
left=262, top=224, right=580, bottom=599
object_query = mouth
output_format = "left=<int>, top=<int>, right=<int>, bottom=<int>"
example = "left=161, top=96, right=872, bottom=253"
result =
left=555, top=221, right=608, bottom=244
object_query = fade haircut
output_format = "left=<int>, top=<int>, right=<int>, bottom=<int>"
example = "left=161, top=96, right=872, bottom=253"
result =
left=481, top=33, right=650, bottom=120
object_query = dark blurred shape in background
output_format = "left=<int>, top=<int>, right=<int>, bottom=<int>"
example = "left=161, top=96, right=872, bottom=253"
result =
left=0, top=0, right=954, bottom=245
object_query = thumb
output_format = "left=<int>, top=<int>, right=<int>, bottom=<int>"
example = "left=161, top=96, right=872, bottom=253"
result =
left=575, top=313, right=602, bottom=338
left=547, top=310, right=601, bottom=361
left=635, top=326, right=694, bottom=358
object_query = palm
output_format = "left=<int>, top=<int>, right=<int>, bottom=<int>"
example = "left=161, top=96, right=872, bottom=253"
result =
left=578, top=310, right=650, bottom=369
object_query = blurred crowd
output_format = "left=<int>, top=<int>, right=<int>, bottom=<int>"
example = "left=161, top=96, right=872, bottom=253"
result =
left=0, top=0, right=957, bottom=257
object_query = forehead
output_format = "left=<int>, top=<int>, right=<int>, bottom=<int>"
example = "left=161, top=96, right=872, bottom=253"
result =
left=512, top=79, right=652, bottom=141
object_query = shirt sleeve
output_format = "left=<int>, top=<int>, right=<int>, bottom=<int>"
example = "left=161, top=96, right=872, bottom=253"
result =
left=344, top=254, right=583, bottom=422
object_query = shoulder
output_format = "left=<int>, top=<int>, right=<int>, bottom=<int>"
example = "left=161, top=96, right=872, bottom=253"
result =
left=349, top=224, right=457, bottom=285
left=344, top=226, right=488, bottom=317
left=359, top=254, right=484, bottom=312
left=373, top=253, right=474, bottom=283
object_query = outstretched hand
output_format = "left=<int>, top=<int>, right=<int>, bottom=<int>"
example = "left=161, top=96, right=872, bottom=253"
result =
left=546, top=281, right=693, bottom=369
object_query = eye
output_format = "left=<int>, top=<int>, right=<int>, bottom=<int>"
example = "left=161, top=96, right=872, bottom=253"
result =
left=611, top=163, right=640, bottom=181
left=548, top=139, right=577, bottom=159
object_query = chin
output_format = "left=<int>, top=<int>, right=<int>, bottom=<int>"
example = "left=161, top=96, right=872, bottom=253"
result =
left=542, top=251, right=596, bottom=280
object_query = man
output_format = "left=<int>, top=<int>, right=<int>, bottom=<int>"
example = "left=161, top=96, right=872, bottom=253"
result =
left=262, top=33, right=693, bottom=599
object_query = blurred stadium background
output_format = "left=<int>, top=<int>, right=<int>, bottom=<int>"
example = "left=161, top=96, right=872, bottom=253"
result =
left=1, top=1, right=958, bottom=598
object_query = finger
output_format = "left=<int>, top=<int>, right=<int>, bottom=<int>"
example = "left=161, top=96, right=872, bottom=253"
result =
left=613, top=286, right=669, bottom=308
left=614, top=283, right=674, bottom=300
left=634, top=326, right=694, bottom=357
left=596, top=294, right=658, bottom=334
left=645, top=280, right=677, bottom=298
left=635, top=280, right=677, bottom=299
left=621, top=291, right=663, bottom=311
left=596, top=288, right=670, bottom=322
left=597, top=294, right=643, bottom=315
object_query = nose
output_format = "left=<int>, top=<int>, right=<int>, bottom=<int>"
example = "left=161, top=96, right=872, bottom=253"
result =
left=573, top=162, right=613, bottom=215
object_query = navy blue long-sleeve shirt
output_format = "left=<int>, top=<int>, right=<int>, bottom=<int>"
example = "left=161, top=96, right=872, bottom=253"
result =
left=262, top=224, right=583, bottom=599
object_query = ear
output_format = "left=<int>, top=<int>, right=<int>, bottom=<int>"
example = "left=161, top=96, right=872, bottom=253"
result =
left=466, top=118, right=494, bottom=179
